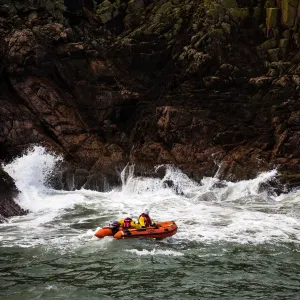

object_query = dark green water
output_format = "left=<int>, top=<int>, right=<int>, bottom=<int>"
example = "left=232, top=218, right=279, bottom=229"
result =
left=1, top=240, right=300, bottom=299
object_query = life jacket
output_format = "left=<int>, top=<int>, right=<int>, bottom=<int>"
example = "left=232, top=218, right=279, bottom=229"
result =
left=123, top=217, right=132, bottom=229
left=139, top=213, right=152, bottom=227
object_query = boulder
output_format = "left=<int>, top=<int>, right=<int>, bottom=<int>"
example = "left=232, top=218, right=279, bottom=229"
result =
left=95, top=0, right=116, bottom=24
left=0, top=166, right=26, bottom=222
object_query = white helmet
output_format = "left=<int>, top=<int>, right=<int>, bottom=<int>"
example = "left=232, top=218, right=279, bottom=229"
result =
left=144, top=209, right=149, bottom=215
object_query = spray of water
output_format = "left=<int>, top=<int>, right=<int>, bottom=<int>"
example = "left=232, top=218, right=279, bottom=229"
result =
left=1, top=146, right=300, bottom=252
left=3, top=146, right=63, bottom=211
left=3, top=147, right=89, bottom=214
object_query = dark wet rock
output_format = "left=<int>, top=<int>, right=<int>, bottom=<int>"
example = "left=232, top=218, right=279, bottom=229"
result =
left=162, top=179, right=184, bottom=196
left=47, top=161, right=123, bottom=191
left=0, top=166, right=26, bottom=222
left=83, top=171, right=121, bottom=191
left=0, top=0, right=299, bottom=197
left=212, top=181, right=228, bottom=189
left=258, top=179, right=287, bottom=196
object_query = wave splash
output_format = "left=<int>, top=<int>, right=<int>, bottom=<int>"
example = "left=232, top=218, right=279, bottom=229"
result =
left=3, top=146, right=86, bottom=230
left=1, top=146, right=300, bottom=248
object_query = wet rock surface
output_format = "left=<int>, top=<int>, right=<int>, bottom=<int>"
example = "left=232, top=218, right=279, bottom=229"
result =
left=0, top=166, right=26, bottom=222
left=0, top=0, right=300, bottom=201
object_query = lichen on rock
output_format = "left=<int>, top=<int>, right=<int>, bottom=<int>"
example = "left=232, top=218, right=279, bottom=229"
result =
left=95, top=0, right=116, bottom=23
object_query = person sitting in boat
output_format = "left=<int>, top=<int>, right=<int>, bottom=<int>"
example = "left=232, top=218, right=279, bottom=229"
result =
left=109, top=220, right=120, bottom=235
left=138, top=209, right=154, bottom=227
left=118, top=215, right=138, bottom=229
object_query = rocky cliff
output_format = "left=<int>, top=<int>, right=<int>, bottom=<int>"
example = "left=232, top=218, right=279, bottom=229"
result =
left=0, top=0, right=299, bottom=197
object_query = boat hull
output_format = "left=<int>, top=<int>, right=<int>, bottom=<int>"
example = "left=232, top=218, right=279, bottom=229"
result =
left=94, top=227, right=114, bottom=238
left=113, top=221, right=177, bottom=240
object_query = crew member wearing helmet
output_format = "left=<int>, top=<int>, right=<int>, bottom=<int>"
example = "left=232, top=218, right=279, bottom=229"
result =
left=118, top=215, right=138, bottom=229
left=109, top=221, right=120, bottom=235
left=138, top=209, right=154, bottom=227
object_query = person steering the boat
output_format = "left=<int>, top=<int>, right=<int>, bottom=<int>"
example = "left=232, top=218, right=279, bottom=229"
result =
left=109, top=221, right=120, bottom=235
left=138, top=209, right=154, bottom=228
left=118, top=215, right=138, bottom=229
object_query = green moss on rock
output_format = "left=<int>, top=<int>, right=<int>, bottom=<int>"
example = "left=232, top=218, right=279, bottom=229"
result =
left=293, top=32, right=300, bottom=46
left=152, top=2, right=173, bottom=24
left=281, top=0, right=299, bottom=28
left=264, top=0, right=276, bottom=8
left=203, top=0, right=211, bottom=7
left=253, top=6, right=262, bottom=22
left=266, top=8, right=279, bottom=29
left=258, top=38, right=277, bottom=51
left=127, top=0, right=145, bottom=13
left=221, top=22, right=231, bottom=34
left=279, top=38, right=289, bottom=47
left=96, top=0, right=115, bottom=24
left=269, top=61, right=292, bottom=72
left=219, top=0, right=238, bottom=8
left=228, top=8, right=250, bottom=20
left=283, top=30, right=291, bottom=38
left=267, top=48, right=281, bottom=61
left=279, top=173, right=300, bottom=186
left=157, top=2, right=172, bottom=14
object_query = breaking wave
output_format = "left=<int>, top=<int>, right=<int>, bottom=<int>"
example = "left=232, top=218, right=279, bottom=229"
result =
left=1, top=146, right=300, bottom=250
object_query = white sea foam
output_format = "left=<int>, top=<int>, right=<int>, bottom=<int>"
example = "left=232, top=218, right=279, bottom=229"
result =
left=3, top=146, right=85, bottom=219
left=1, top=146, right=300, bottom=250
left=125, top=249, right=184, bottom=256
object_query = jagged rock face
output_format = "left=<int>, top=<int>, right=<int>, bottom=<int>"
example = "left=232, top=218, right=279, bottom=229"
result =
left=0, top=0, right=299, bottom=194
left=0, top=166, right=26, bottom=222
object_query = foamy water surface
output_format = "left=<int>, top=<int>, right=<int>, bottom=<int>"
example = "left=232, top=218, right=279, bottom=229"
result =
left=1, top=146, right=300, bottom=299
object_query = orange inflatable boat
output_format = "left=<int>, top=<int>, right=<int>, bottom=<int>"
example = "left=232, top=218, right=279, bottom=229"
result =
left=94, top=220, right=120, bottom=238
left=94, top=226, right=115, bottom=238
left=113, top=221, right=177, bottom=240
left=95, top=221, right=177, bottom=240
